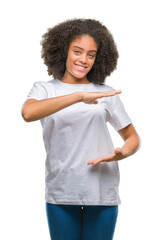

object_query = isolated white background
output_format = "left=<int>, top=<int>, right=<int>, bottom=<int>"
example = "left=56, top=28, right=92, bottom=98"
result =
left=0, top=0, right=161, bottom=239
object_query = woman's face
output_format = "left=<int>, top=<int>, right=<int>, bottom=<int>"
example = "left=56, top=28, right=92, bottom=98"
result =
left=65, top=34, right=98, bottom=81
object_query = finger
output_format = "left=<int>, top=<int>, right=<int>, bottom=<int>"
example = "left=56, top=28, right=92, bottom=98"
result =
left=92, top=157, right=110, bottom=165
left=115, top=90, right=122, bottom=94
left=87, top=159, right=97, bottom=165
left=88, top=160, right=101, bottom=166
left=88, top=156, right=112, bottom=166
left=88, top=151, right=117, bottom=166
left=87, top=158, right=100, bottom=165
left=96, top=90, right=122, bottom=99
left=105, top=90, right=122, bottom=96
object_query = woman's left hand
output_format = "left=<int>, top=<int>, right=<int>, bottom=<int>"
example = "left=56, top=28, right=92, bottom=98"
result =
left=87, top=148, right=125, bottom=166
left=87, top=124, right=140, bottom=166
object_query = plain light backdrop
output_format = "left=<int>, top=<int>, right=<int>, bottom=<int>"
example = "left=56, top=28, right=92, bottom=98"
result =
left=0, top=0, right=161, bottom=239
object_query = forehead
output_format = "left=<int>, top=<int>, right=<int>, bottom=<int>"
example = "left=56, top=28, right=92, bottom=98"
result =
left=69, top=35, right=98, bottom=51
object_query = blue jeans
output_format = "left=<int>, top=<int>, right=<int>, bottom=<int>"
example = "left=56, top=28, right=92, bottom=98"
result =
left=46, top=202, right=118, bottom=240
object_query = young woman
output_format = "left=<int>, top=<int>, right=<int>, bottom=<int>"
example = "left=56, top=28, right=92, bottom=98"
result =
left=22, top=18, right=140, bottom=240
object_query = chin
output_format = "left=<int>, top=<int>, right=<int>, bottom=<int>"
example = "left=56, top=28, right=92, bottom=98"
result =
left=74, top=74, right=86, bottom=79
left=68, top=69, right=87, bottom=79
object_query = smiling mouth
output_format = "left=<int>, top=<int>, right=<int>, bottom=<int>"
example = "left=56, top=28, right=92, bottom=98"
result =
left=74, top=64, right=88, bottom=71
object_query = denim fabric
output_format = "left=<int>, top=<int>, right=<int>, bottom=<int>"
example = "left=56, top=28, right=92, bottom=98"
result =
left=46, top=202, right=118, bottom=240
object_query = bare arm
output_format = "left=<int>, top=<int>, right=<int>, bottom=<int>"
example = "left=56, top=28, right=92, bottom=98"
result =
left=21, top=90, right=121, bottom=122
left=88, top=124, right=141, bottom=165
left=117, top=123, right=141, bottom=158
left=21, top=92, right=81, bottom=122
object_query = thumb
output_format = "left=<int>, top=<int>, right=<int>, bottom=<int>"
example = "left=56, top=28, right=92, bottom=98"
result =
left=93, top=100, right=98, bottom=104
left=114, top=148, right=121, bottom=154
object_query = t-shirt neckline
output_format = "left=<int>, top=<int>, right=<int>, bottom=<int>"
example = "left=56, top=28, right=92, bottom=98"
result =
left=55, top=79, right=94, bottom=88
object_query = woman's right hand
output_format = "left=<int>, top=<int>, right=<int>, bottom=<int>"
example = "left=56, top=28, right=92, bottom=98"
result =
left=22, top=90, right=121, bottom=122
left=80, top=90, right=122, bottom=104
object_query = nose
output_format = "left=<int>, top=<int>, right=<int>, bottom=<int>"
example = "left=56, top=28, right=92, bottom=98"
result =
left=79, top=54, right=87, bottom=64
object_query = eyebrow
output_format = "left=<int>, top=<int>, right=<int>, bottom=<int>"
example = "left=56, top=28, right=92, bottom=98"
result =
left=73, top=46, right=97, bottom=53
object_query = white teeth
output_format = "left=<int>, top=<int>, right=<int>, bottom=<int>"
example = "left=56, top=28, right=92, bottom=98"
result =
left=77, top=66, right=85, bottom=69
left=75, top=65, right=86, bottom=70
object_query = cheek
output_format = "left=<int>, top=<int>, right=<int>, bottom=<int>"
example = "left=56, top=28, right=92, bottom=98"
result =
left=66, top=55, right=77, bottom=69
left=89, top=59, right=95, bottom=68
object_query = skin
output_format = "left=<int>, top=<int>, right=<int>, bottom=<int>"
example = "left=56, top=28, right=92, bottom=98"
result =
left=22, top=34, right=140, bottom=163
left=61, top=34, right=140, bottom=165
left=87, top=124, right=140, bottom=165
left=61, top=34, right=98, bottom=84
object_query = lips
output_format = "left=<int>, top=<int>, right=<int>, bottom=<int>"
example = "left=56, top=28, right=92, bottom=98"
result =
left=74, top=64, right=88, bottom=71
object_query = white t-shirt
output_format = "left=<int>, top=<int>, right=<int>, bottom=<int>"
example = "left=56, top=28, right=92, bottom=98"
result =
left=27, top=79, right=132, bottom=206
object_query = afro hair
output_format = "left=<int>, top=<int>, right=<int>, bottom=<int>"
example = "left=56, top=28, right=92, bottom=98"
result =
left=41, top=18, right=119, bottom=85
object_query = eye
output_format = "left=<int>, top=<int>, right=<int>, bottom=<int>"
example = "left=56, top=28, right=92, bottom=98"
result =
left=74, top=50, right=80, bottom=55
left=88, top=54, right=95, bottom=59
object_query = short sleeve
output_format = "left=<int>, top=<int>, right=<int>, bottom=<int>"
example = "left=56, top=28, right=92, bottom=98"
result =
left=26, top=81, right=48, bottom=100
left=106, top=94, right=132, bottom=131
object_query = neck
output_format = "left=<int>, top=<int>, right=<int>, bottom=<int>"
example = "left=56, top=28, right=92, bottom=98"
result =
left=61, top=70, right=90, bottom=84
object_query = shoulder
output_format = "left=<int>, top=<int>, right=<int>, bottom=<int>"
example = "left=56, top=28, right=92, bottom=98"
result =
left=28, top=79, right=57, bottom=97
left=32, top=79, right=58, bottom=90
left=34, top=79, right=55, bottom=86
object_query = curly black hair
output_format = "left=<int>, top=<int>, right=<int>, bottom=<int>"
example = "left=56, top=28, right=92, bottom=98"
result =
left=41, top=18, right=119, bottom=85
